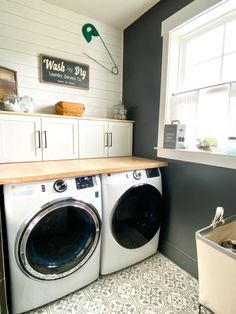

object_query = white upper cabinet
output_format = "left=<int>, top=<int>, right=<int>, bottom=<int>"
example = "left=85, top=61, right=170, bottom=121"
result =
left=0, top=113, right=133, bottom=163
left=78, top=120, right=108, bottom=158
left=42, top=117, right=78, bottom=161
left=78, top=119, right=133, bottom=158
left=0, top=114, right=42, bottom=163
left=108, top=121, right=133, bottom=157
left=0, top=114, right=78, bottom=163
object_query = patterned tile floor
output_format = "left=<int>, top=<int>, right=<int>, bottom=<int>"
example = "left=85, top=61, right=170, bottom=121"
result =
left=26, top=253, right=211, bottom=314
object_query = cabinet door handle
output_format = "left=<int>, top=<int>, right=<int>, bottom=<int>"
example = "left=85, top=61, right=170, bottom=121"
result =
left=43, top=131, right=47, bottom=148
left=105, top=132, right=109, bottom=147
left=109, top=132, right=112, bottom=147
left=37, top=130, right=41, bottom=148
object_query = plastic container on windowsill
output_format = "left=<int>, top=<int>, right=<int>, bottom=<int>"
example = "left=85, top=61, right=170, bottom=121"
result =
left=226, top=137, right=236, bottom=156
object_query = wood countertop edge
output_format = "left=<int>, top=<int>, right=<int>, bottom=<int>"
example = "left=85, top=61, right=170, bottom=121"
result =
left=0, top=157, right=168, bottom=184
left=0, top=111, right=135, bottom=123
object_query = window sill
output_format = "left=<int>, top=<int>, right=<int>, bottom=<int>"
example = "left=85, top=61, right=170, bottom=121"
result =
left=157, top=147, right=236, bottom=169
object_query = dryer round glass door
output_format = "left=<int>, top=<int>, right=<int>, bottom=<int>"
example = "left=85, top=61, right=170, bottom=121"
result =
left=18, top=198, right=101, bottom=280
left=112, top=184, right=163, bottom=249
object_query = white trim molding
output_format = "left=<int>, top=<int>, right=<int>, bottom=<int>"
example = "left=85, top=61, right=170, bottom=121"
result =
left=157, top=148, right=236, bottom=169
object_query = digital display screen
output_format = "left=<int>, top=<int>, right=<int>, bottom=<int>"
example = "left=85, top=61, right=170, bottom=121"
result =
left=145, top=168, right=160, bottom=178
left=75, top=176, right=93, bottom=189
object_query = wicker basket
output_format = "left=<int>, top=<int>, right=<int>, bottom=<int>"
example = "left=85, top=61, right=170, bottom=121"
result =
left=55, top=101, right=85, bottom=117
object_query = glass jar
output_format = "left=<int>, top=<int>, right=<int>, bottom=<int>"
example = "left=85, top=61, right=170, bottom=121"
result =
left=19, top=96, right=34, bottom=112
left=3, top=92, right=21, bottom=112
left=113, top=102, right=127, bottom=120
left=226, top=137, right=236, bottom=156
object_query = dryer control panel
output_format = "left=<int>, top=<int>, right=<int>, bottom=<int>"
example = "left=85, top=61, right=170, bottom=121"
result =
left=145, top=168, right=160, bottom=178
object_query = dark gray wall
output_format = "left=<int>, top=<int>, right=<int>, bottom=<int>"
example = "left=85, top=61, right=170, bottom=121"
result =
left=123, top=0, right=236, bottom=277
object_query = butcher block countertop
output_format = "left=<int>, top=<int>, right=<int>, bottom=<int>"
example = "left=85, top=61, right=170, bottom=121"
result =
left=0, top=157, right=168, bottom=184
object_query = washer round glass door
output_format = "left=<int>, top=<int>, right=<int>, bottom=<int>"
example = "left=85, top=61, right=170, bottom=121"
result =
left=112, top=184, right=163, bottom=249
left=18, top=198, right=101, bottom=280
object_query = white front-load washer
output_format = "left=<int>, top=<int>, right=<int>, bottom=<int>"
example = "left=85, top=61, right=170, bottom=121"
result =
left=3, top=175, right=102, bottom=314
left=100, top=168, right=163, bottom=275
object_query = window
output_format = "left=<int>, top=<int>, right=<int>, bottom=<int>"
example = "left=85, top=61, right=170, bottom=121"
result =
left=180, top=17, right=236, bottom=90
left=158, top=0, right=236, bottom=169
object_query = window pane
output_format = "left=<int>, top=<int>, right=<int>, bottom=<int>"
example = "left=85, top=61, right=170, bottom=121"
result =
left=169, top=91, right=198, bottom=148
left=224, top=18, right=236, bottom=54
left=185, top=26, right=224, bottom=66
left=184, top=58, right=221, bottom=90
left=197, top=85, right=229, bottom=148
left=229, top=83, right=236, bottom=136
left=222, top=52, right=236, bottom=82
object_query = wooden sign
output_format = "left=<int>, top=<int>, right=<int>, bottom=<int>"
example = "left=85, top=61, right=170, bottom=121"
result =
left=40, top=55, right=89, bottom=89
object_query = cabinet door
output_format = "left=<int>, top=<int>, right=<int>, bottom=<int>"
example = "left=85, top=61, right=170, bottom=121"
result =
left=0, top=114, right=42, bottom=163
left=108, top=122, right=133, bottom=157
left=78, top=120, right=108, bottom=158
left=42, top=117, right=78, bottom=161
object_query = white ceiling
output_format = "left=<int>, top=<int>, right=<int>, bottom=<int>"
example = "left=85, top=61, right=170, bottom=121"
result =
left=43, top=0, right=160, bottom=30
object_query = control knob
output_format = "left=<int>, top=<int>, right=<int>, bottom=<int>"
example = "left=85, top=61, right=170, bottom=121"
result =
left=53, top=179, right=67, bottom=193
left=133, top=170, right=141, bottom=180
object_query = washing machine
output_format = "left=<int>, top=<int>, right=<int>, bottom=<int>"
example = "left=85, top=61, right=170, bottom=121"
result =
left=100, top=168, right=163, bottom=275
left=3, top=175, right=102, bottom=314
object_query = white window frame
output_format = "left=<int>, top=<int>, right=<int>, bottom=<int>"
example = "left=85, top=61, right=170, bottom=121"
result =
left=157, top=0, right=236, bottom=169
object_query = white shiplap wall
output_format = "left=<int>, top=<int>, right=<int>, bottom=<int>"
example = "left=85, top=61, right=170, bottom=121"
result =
left=0, top=0, right=123, bottom=118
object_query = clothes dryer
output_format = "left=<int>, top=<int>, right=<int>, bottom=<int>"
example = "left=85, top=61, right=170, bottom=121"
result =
left=100, top=168, right=163, bottom=275
left=3, top=175, right=102, bottom=314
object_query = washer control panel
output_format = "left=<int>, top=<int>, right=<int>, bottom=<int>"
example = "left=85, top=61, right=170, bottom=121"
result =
left=53, top=179, right=68, bottom=193
left=76, top=176, right=94, bottom=189
left=133, top=170, right=142, bottom=180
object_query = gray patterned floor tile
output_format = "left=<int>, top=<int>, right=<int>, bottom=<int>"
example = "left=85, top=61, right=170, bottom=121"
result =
left=25, top=253, right=211, bottom=314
